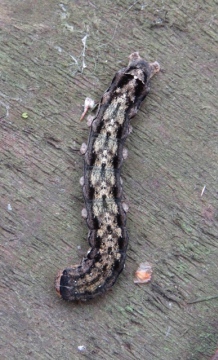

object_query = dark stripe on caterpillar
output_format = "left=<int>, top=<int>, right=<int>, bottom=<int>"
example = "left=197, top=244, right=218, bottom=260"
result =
left=55, top=52, right=160, bottom=301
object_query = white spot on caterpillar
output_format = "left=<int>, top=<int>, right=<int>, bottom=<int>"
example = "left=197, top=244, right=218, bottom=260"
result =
left=81, top=208, right=87, bottom=218
left=80, top=143, right=87, bottom=154
left=122, top=202, right=129, bottom=213
left=128, top=125, right=133, bottom=134
left=79, top=176, right=84, bottom=186
left=122, top=148, right=128, bottom=160
left=149, top=61, right=161, bottom=77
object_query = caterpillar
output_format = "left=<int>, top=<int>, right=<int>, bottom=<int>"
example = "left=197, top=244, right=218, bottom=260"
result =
left=55, top=52, right=160, bottom=301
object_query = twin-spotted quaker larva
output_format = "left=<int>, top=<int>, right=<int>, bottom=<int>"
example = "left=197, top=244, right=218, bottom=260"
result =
left=55, top=52, right=160, bottom=301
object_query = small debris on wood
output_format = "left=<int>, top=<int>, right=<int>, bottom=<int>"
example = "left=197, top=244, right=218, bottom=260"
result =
left=78, top=345, right=86, bottom=352
left=134, top=262, right=152, bottom=284
left=201, top=184, right=206, bottom=196
left=80, top=97, right=95, bottom=121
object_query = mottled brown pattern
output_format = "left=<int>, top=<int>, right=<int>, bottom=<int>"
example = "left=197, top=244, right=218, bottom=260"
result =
left=56, top=53, right=160, bottom=301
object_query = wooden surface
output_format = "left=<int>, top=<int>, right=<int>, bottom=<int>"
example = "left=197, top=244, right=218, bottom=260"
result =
left=1, top=1, right=218, bottom=359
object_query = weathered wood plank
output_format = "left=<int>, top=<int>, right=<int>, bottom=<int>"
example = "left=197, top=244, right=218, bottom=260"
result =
left=1, top=0, right=218, bottom=359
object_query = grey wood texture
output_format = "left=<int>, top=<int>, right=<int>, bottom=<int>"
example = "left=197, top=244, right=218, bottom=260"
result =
left=1, top=1, right=217, bottom=359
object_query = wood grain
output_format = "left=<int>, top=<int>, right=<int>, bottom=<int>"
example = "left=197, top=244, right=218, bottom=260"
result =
left=1, top=1, right=218, bottom=359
